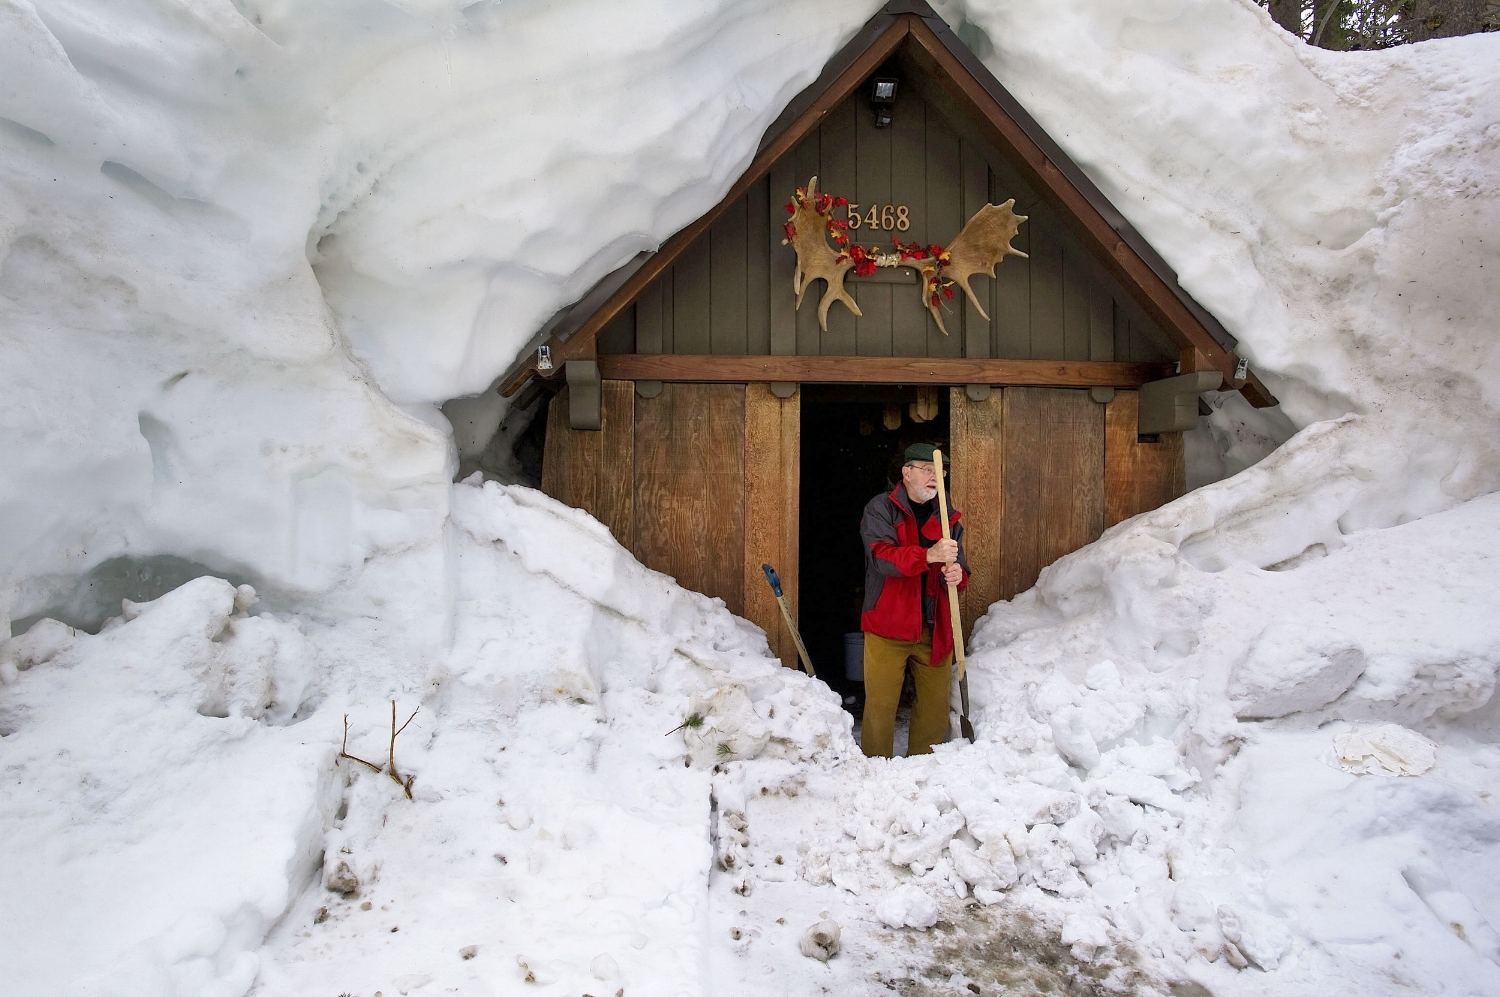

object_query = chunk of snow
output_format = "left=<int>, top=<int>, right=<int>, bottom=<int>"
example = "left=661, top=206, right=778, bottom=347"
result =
left=798, top=920, right=841, bottom=961
left=874, top=885, right=939, bottom=930
left=1328, top=724, right=1437, bottom=776
left=1228, top=622, right=1367, bottom=719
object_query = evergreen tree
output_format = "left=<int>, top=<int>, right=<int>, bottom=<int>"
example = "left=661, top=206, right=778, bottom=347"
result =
left=1258, top=0, right=1498, bottom=47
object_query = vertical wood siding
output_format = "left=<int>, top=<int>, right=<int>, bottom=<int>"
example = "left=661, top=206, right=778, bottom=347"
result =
left=743, top=385, right=801, bottom=669
left=542, top=382, right=1183, bottom=635
left=999, top=388, right=1105, bottom=600
left=616, top=86, right=1175, bottom=364
left=540, top=382, right=636, bottom=549
left=1104, top=390, right=1186, bottom=527
left=633, top=383, right=746, bottom=615
left=948, top=387, right=1003, bottom=640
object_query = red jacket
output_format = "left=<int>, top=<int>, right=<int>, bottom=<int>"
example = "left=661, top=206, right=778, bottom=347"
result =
left=859, top=485, right=969, bottom=664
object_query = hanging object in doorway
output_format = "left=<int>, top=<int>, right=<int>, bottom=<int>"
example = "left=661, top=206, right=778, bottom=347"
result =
left=882, top=403, right=902, bottom=431
left=908, top=387, right=940, bottom=424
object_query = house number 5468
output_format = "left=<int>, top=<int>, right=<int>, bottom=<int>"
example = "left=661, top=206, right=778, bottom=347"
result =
left=845, top=204, right=910, bottom=231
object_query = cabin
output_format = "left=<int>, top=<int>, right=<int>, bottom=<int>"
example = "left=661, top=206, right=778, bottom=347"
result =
left=495, top=0, right=1275, bottom=677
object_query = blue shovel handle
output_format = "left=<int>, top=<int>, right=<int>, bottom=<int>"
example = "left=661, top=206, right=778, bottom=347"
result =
left=761, top=563, right=783, bottom=597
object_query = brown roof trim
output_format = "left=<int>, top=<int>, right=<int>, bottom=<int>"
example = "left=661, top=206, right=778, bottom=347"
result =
left=899, top=11, right=1274, bottom=405
left=498, top=1, right=1275, bottom=407
left=497, top=14, right=910, bottom=396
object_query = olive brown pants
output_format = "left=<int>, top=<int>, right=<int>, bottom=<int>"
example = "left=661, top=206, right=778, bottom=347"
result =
left=860, top=628, right=952, bottom=758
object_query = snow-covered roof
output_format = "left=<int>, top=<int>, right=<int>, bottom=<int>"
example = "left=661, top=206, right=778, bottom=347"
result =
left=499, top=0, right=1276, bottom=409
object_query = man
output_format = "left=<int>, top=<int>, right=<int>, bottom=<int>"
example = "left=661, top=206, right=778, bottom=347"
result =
left=858, top=442, right=969, bottom=758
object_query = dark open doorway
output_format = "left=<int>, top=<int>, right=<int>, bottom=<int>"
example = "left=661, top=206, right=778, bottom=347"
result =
left=798, top=385, right=950, bottom=715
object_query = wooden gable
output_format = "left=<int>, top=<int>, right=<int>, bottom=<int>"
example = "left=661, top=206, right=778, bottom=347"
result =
left=498, top=0, right=1275, bottom=409
left=592, top=77, right=1181, bottom=369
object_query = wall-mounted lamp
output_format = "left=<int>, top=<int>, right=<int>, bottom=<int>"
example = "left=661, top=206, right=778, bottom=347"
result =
left=870, top=76, right=898, bottom=128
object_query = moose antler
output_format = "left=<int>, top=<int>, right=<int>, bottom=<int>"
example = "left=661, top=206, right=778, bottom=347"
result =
left=782, top=176, right=862, bottom=331
left=921, top=199, right=1028, bottom=336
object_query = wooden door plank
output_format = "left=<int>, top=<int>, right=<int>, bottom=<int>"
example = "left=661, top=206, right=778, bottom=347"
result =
left=1000, top=387, right=1043, bottom=599
left=539, top=384, right=637, bottom=549
left=634, top=384, right=746, bottom=615
left=1037, top=389, right=1104, bottom=569
left=949, top=386, right=1003, bottom=639
left=710, top=194, right=749, bottom=355
left=1104, top=390, right=1186, bottom=528
left=567, top=393, right=603, bottom=517
left=744, top=383, right=801, bottom=668
left=1001, top=387, right=1104, bottom=598
left=747, top=176, right=770, bottom=355
left=704, top=384, right=747, bottom=614
left=540, top=387, right=570, bottom=505
left=599, top=380, right=636, bottom=549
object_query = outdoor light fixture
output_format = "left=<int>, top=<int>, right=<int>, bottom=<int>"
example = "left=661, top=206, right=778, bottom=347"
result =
left=870, top=76, right=898, bottom=128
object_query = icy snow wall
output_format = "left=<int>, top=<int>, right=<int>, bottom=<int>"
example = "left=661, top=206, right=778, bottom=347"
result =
left=0, top=0, right=883, bottom=648
left=4, top=0, right=1496, bottom=633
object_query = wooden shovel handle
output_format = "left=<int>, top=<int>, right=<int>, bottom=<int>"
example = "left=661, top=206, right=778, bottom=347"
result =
left=932, top=450, right=966, bottom=681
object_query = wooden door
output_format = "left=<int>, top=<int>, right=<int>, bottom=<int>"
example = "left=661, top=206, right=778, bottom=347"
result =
left=633, top=383, right=746, bottom=615
left=540, top=380, right=635, bottom=549
left=948, top=387, right=1003, bottom=638
left=1104, top=390, right=1186, bottom=527
left=742, top=384, right=800, bottom=669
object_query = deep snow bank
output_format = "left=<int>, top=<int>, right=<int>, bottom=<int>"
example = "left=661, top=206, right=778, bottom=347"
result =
left=3, top=0, right=1500, bottom=995
left=3, top=480, right=1498, bottom=995
left=943, top=0, right=1500, bottom=527
left=0, top=0, right=881, bottom=639
left=0, top=577, right=337, bottom=996
left=0, top=478, right=853, bottom=996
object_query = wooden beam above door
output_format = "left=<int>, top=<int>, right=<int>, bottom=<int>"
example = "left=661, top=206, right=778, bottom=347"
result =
left=595, top=354, right=1174, bottom=387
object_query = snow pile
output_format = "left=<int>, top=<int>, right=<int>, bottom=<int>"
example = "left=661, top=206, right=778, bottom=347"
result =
left=3, top=0, right=1499, bottom=994
left=692, top=481, right=1499, bottom=996
left=944, top=0, right=1500, bottom=526
left=948, top=475, right=1500, bottom=993
left=3, top=476, right=1497, bottom=995
left=247, top=478, right=855, bottom=996
left=0, top=479, right=857, bottom=995
left=0, top=577, right=335, bottom=996
left=0, top=0, right=880, bottom=638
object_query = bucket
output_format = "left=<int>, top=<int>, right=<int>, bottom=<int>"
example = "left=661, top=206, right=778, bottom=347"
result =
left=843, top=632, right=865, bottom=682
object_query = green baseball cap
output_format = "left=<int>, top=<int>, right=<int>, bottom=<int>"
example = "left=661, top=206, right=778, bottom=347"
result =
left=904, top=442, right=939, bottom=464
